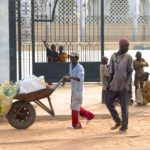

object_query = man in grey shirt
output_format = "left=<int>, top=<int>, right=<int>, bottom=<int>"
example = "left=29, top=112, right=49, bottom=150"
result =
left=105, top=38, right=133, bottom=132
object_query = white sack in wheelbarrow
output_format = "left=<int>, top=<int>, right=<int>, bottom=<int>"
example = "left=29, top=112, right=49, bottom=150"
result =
left=0, top=81, right=18, bottom=117
left=19, top=75, right=47, bottom=94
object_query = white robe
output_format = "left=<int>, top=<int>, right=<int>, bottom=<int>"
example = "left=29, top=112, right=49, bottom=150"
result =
left=69, top=63, right=84, bottom=111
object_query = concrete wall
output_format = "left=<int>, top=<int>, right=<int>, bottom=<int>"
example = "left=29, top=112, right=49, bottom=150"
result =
left=0, top=0, right=9, bottom=83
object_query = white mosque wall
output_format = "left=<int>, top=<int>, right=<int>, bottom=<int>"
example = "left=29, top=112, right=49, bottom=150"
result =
left=0, top=0, right=9, bottom=83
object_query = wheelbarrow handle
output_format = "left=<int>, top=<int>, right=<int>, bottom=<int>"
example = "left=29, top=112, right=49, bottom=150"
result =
left=52, top=78, right=64, bottom=91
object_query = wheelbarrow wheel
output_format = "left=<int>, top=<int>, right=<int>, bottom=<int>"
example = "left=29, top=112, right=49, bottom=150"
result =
left=7, top=101, right=36, bottom=129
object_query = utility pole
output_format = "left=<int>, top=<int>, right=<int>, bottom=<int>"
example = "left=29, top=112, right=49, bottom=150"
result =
left=101, top=0, right=104, bottom=58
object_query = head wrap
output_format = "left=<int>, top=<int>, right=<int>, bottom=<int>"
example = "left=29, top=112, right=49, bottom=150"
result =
left=119, top=38, right=129, bottom=46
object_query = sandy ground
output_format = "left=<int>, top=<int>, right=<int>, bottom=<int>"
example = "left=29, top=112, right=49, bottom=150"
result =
left=0, top=83, right=150, bottom=150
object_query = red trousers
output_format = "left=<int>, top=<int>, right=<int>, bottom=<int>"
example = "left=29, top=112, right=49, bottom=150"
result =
left=72, top=107, right=95, bottom=128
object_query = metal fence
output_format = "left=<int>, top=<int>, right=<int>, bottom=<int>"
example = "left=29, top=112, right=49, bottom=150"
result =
left=9, top=0, right=150, bottom=81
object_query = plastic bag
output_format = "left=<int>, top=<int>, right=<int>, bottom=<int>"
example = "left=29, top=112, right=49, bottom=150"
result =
left=19, top=75, right=46, bottom=94
left=0, top=81, right=18, bottom=116
left=0, top=98, right=13, bottom=117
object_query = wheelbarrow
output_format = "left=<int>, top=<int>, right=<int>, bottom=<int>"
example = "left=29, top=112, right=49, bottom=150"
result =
left=6, top=78, right=63, bottom=129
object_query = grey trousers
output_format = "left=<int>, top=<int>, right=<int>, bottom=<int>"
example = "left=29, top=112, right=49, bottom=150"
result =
left=102, top=90, right=107, bottom=104
left=105, top=90, right=129, bottom=129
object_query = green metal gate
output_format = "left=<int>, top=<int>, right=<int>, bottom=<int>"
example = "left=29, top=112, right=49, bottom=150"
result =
left=9, top=0, right=150, bottom=82
left=9, top=0, right=103, bottom=82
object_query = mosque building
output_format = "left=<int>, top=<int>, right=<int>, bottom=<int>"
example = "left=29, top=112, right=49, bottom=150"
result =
left=0, top=0, right=150, bottom=82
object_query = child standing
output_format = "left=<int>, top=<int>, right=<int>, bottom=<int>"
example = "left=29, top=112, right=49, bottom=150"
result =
left=100, top=56, right=109, bottom=104
left=133, top=51, right=149, bottom=104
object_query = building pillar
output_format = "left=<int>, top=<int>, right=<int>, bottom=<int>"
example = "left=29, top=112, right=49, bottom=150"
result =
left=145, top=0, right=150, bottom=39
left=0, top=0, right=9, bottom=83
left=79, top=0, right=86, bottom=42
left=128, top=0, right=140, bottom=41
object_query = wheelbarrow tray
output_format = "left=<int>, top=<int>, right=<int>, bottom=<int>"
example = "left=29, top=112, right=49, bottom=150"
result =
left=14, top=87, right=54, bottom=101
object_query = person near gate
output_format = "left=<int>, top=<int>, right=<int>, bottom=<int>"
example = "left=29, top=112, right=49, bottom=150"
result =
left=140, top=72, right=150, bottom=105
left=63, top=52, right=95, bottom=129
left=58, top=45, right=68, bottom=62
left=43, top=41, right=51, bottom=62
left=100, top=56, right=109, bottom=104
left=105, top=38, right=133, bottom=132
left=133, top=51, right=149, bottom=104
left=43, top=41, right=58, bottom=62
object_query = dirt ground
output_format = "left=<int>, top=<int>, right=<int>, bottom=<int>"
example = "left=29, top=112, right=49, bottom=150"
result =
left=0, top=83, right=150, bottom=150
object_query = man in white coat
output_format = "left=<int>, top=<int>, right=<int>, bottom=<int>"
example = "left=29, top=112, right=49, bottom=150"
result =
left=63, top=52, right=95, bottom=129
